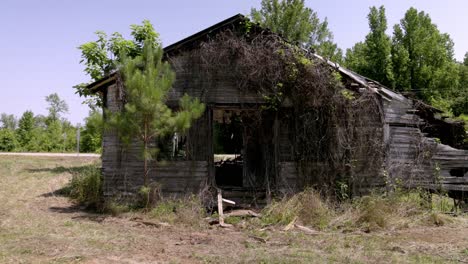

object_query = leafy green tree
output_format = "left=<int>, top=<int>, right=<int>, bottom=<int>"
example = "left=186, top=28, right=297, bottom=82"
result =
left=451, top=91, right=468, bottom=116
left=457, top=53, right=468, bottom=91
left=110, top=39, right=205, bottom=186
left=62, top=120, right=78, bottom=152
left=80, top=110, right=103, bottom=153
left=344, top=6, right=394, bottom=87
left=42, top=93, right=71, bottom=152
left=0, top=129, right=17, bottom=152
left=75, top=20, right=158, bottom=108
left=17, top=111, right=35, bottom=150
left=344, top=42, right=367, bottom=74
left=1, top=113, right=17, bottom=130
left=44, top=119, right=63, bottom=152
left=45, top=93, right=69, bottom=122
left=250, top=0, right=342, bottom=62
left=390, top=38, right=411, bottom=90
left=452, top=52, right=468, bottom=116
left=391, top=7, right=459, bottom=99
left=34, top=114, right=48, bottom=129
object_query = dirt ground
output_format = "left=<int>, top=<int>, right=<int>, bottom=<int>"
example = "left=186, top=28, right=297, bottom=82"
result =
left=0, top=156, right=467, bottom=263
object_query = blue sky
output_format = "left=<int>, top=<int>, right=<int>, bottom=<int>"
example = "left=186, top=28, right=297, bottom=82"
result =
left=1, top=0, right=467, bottom=125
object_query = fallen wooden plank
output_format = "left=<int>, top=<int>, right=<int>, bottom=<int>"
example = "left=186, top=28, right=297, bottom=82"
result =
left=283, top=216, right=297, bottom=231
left=294, top=224, right=321, bottom=235
left=222, top=198, right=236, bottom=205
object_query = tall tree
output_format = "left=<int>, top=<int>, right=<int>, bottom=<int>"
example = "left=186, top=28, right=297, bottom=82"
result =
left=45, top=93, right=69, bottom=122
left=250, top=0, right=342, bottom=62
left=0, top=113, right=17, bottom=130
left=110, top=39, right=205, bottom=187
left=344, top=42, right=367, bottom=74
left=458, top=52, right=468, bottom=89
left=344, top=6, right=394, bottom=87
left=391, top=7, right=459, bottom=99
left=17, top=111, right=35, bottom=149
left=452, top=52, right=468, bottom=116
left=75, top=20, right=159, bottom=108
left=44, top=119, right=64, bottom=152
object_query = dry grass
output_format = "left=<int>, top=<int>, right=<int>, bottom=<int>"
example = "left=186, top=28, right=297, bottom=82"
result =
left=148, top=195, right=207, bottom=228
left=260, top=189, right=463, bottom=233
left=0, top=156, right=467, bottom=263
left=261, top=189, right=332, bottom=229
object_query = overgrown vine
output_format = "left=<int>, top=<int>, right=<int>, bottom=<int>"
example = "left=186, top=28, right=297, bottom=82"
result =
left=173, top=28, right=386, bottom=199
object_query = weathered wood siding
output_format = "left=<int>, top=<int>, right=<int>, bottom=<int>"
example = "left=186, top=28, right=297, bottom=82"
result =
left=101, top=82, right=210, bottom=198
left=277, top=162, right=299, bottom=192
left=383, top=96, right=430, bottom=184
left=167, top=53, right=263, bottom=105
left=381, top=88, right=468, bottom=193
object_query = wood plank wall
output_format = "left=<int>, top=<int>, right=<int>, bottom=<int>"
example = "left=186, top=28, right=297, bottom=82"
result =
left=383, top=95, right=468, bottom=193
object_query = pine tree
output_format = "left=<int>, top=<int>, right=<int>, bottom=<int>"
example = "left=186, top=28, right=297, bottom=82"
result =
left=110, top=39, right=205, bottom=187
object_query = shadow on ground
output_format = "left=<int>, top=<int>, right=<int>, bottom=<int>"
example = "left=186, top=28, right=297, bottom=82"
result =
left=40, top=186, right=109, bottom=223
left=40, top=185, right=72, bottom=197
left=48, top=205, right=108, bottom=222
left=27, top=165, right=97, bottom=175
left=33, top=164, right=108, bottom=222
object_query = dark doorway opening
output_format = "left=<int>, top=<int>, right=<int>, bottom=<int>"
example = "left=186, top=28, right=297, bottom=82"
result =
left=213, top=109, right=244, bottom=187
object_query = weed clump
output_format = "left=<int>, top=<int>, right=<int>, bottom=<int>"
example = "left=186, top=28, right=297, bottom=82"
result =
left=334, top=191, right=429, bottom=231
left=425, top=212, right=453, bottom=226
left=259, top=189, right=452, bottom=232
left=149, top=195, right=206, bottom=227
left=261, top=189, right=332, bottom=230
left=354, top=195, right=393, bottom=229
left=67, top=164, right=102, bottom=209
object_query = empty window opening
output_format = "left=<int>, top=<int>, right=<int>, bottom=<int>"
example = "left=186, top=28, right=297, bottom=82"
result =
left=450, top=168, right=468, bottom=177
left=156, top=132, right=187, bottom=161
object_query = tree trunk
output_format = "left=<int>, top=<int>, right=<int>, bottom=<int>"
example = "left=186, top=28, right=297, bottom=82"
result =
left=143, top=121, right=149, bottom=187
left=144, top=139, right=148, bottom=187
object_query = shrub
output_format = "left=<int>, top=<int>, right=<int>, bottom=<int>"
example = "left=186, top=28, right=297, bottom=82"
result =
left=68, top=165, right=102, bottom=209
left=0, top=129, right=17, bottom=152
left=137, top=182, right=163, bottom=209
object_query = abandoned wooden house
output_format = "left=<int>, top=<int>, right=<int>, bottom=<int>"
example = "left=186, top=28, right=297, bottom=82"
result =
left=87, top=14, right=468, bottom=205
